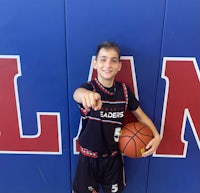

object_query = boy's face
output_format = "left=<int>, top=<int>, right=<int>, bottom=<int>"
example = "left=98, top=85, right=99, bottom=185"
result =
left=93, top=48, right=122, bottom=85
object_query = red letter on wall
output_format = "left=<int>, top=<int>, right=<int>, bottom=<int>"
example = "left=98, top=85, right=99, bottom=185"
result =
left=0, top=56, right=62, bottom=154
left=155, top=57, right=200, bottom=158
left=73, top=56, right=139, bottom=154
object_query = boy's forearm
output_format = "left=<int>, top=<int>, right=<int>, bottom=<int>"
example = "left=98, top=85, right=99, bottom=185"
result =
left=73, top=88, right=102, bottom=111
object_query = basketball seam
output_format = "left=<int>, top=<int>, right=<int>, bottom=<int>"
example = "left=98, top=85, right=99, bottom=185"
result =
left=120, top=123, right=153, bottom=158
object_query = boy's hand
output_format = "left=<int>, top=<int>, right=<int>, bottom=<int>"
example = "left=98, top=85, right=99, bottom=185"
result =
left=142, top=134, right=161, bottom=157
left=81, top=91, right=102, bottom=111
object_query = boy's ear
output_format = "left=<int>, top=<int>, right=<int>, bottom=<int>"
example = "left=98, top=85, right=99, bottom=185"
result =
left=118, top=61, right=122, bottom=71
left=93, top=59, right=97, bottom=69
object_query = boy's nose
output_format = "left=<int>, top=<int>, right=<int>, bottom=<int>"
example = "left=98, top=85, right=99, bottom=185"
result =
left=105, top=59, right=112, bottom=66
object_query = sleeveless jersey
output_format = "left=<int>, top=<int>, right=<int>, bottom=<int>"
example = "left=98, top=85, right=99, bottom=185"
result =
left=77, top=78, right=139, bottom=154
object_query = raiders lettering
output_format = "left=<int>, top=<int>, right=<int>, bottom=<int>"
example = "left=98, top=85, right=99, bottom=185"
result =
left=100, top=111, right=124, bottom=118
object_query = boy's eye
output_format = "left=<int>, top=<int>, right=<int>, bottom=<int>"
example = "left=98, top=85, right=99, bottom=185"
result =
left=99, top=58, right=119, bottom=63
left=100, top=58, right=106, bottom=62
left=111, top=59, right=118, bottom=63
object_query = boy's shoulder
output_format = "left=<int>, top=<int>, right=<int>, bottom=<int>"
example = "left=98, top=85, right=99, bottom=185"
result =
left=115, top=81, right=127, bottom=87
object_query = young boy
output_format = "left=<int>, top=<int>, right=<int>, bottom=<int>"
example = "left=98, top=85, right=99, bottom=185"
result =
left=73, top=41, right=161, bottom=193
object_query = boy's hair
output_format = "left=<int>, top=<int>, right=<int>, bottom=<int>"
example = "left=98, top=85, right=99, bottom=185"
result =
left=95, top=41, right=121, bottom=59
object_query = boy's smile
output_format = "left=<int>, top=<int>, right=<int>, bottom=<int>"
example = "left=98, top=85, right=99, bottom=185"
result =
left=93, top=48, right=122, bottom=87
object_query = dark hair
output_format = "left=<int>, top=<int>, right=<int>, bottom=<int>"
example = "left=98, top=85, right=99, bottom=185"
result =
left=95, top=41, right=121, bottom=59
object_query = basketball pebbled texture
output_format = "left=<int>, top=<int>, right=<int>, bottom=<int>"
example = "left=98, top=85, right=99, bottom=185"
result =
left=119, top=122, right=154, bottom=158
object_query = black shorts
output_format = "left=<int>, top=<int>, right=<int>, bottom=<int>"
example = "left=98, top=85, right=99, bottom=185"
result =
left=73, top=153, right=126, bottom=193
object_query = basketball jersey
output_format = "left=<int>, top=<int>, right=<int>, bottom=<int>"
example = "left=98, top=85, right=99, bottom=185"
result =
left=77, top=78, right=139, bottom=154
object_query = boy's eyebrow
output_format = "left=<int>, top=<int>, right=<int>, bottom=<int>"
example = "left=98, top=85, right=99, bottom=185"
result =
left=98, top=56, right=119, bottom=60
left=98, top=56, right=107, bottom=58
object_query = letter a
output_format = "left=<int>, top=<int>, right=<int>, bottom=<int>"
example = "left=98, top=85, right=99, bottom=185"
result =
left=73, top=56, right=139, bottom=154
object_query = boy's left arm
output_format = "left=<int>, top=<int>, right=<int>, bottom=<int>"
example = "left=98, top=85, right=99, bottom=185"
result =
left=132, top=107, right=161, bottom=157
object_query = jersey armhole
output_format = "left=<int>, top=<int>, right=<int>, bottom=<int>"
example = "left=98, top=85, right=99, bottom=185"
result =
left=122, top=83, right=128, bottom=111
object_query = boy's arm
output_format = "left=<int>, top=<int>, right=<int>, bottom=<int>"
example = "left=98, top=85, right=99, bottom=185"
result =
left=73, top=88, right=102, bottom=111
left=132, top=107, right=161, bottom=157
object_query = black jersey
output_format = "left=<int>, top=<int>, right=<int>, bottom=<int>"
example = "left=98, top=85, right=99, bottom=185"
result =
left=77, top=78, right=139, bottom=154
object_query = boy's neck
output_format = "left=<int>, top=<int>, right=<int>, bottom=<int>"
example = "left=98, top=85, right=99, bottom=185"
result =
left=97, top=77, right=114, bottom=88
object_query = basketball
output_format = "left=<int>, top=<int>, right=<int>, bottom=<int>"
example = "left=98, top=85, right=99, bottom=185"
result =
left=119, top=122, right=154, bottom=158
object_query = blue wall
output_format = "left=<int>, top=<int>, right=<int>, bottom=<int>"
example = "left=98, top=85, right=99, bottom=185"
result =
left=0, top=1, right=70, bottom=193
left=0, top=0, right=199, bottom=192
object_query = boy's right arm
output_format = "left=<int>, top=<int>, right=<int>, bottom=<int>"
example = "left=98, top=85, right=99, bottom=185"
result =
left=73, top=88, right=102, bottom=111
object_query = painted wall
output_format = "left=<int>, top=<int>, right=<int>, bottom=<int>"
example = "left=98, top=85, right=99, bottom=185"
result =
left=0, top=0, right=199, bottom=193
left=0, top=1, right=70, bottom=193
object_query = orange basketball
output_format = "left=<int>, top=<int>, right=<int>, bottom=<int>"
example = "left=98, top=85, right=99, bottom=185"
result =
left=119, top=122, right=154, bottom=158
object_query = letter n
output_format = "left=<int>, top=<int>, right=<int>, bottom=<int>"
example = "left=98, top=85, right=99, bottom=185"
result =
left=155, top=57, right=200, bottom=158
